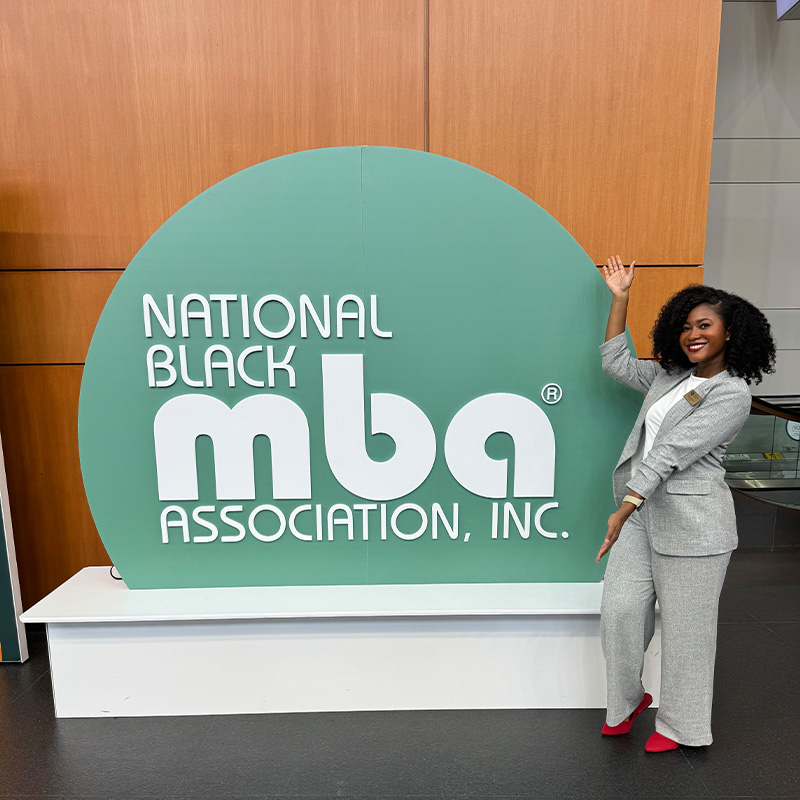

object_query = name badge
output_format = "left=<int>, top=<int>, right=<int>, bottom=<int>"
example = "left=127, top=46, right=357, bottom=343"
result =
left=684, top=389, right=702, bottom=406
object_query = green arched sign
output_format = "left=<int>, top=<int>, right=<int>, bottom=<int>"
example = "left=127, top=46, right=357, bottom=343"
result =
left=79, top=146, right=639, bottom=589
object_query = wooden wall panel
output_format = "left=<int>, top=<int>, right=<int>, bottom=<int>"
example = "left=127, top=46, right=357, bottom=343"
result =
left=0, top=0, right=721, bottom=608
left=0, top=0, right=425, bottom=270
left=0, top=367, right=109, bottom=609
left=429, top=0, right=722, bottom=266
left=0, top=271, right=121, bottom=364
left=604, top=266, right=705, bottom=359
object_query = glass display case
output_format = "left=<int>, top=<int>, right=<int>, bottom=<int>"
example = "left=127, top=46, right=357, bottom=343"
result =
left=724, top=414, right=800, bottom=485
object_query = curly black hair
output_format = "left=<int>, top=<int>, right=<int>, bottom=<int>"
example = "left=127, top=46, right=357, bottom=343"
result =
left=651, top=284, right=776, bottom=385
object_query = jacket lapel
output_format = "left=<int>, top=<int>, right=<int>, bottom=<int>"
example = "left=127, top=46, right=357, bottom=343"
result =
left=642, top=369, right=691, bottom=408
left=615, top=369, right=689, bottom=465
left=655, top=369, right=730, bottom=434
left=614, top=369, right=730, bottom=469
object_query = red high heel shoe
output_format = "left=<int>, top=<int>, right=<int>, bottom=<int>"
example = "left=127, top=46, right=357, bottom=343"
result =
left=645, top=731, right=679, bottom=752
left=601, top=693, right=653, bottom=735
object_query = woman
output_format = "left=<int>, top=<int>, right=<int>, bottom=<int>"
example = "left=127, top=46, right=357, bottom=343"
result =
left=597, top=256, right=775, bottom=752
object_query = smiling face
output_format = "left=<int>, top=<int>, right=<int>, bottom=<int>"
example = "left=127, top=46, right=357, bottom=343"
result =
left=679, top=303, right=730, bottom=376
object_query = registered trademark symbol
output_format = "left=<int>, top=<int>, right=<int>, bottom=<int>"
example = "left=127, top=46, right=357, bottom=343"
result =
left=541, top=383, right=563, bottom=404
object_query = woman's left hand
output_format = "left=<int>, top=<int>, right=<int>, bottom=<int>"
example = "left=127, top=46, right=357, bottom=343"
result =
left=596, top=506, right=634, bottom=563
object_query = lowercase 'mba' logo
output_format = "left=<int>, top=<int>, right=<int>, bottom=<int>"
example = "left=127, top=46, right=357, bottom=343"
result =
left=79, top=147, right=638, bottom=588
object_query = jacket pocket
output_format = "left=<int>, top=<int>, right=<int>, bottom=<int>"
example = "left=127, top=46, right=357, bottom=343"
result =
left=666, top=479, right=711, bottom=496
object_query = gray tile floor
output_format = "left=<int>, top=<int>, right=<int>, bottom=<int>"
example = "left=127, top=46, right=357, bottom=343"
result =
left=1, top=549, right=798, bottom=799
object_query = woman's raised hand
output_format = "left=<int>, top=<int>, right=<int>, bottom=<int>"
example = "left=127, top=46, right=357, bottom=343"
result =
left=602, top=255, right=635, bottom=297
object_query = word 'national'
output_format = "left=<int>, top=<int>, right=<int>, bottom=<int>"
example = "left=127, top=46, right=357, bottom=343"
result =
left=143, top=293, right=392, bottom=340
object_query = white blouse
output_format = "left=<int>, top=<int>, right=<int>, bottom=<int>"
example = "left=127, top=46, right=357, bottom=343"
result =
left=630, top=372, right=709, bottom=477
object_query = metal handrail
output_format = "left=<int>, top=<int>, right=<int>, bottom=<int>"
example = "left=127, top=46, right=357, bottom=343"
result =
left=730, top=486, right=800, bottom=514
left=750, top=397, right=800, bottom=423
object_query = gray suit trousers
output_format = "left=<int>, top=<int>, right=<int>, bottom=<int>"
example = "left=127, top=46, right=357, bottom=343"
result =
left=600, top=512, right=731, bottom=746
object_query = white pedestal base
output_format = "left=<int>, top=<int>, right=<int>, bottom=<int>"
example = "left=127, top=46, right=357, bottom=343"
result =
left=23, top=569, right=662, bottom=718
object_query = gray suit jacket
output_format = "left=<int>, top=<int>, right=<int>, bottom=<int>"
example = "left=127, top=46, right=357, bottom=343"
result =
left=600, top=332, right=751, bottom=556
